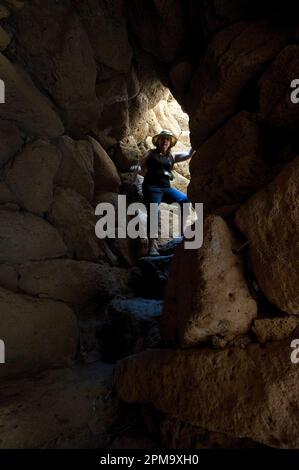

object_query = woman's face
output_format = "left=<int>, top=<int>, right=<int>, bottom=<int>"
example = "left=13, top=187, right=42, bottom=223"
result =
left=158, top=136, right=171, bottom=153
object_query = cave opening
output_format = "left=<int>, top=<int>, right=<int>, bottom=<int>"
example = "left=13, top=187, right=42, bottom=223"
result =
left=94, top=87, right=194, bottom=362
left=1, top=0, right=299, bottom=453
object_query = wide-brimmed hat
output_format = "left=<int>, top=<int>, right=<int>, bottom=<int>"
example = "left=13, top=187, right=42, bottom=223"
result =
left=152, top=130, right=178, bottom=148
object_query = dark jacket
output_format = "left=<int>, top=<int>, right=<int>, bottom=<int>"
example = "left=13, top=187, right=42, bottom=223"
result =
left=143, top=149, right=174, bottom=188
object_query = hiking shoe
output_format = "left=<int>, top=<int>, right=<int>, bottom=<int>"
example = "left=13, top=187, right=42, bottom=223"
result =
left=148, top=245, right=160, bottom=257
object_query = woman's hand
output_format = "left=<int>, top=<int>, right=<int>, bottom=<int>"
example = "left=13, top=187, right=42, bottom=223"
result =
left=130, top=164, right=142, bottom=178
left=174, top=147, right=195, bottom=163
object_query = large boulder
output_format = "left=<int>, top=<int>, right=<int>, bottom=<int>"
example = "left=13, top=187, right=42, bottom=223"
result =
left=252, top=316, right=299, bottom=343
left=18, top=259, right=128, bottom=306
left=161, top=215, right=257, bottom=347
left=0, top=287, right=78, bottom=379
left=0, top=120, right=23, bottom=168
left=0, top=361, right=120, bottom=448
left=16, top=0, right=100, bottom=135
left=0, top=264, right=18, bottom=291
left=188, top=112, right=271, bottom=209
left=127, top=0, right=186, bottom=63
left=55, top=136, right=95, bottom=202
left=133, top=49, right=169, bottom=110
left=189, top=0, right=268, bottom=42
left=47, top=187, right=102, bottom=261
left=235, top=156, right=299, bottom=314
left=128, top=94, right=157, bottom=143
left=188, top=20, right=290, bottom=144
left=169, top=60, right=194, bottom=100
left=258, top=45, right=299, bottom=132
left=0, top=181, right=17, bottom=205
left=113, top=340, right=299, bottom=448
left=95, top=68, right=139, bottom=143
left=5, top=140, right=61, bottom=214
left=210, top=0, right=266, bottom=22
left=0, top=52, right=64, bottom=137
left=160, top=415, right=259, bottom=449
left=166, top=93, right=190, bottom=134
left=88, top=137, right=121, bottom=196
left=0, top=26, right=11, bottom=52
left=96, top=67, right=139, bottom=107
left=96, top=99, right=130, bottom=141
left=108, top=136, right=140, bottom=173
left=0, top=210, right=67, bottom=264
left=73, top=0, right=133, bottom=75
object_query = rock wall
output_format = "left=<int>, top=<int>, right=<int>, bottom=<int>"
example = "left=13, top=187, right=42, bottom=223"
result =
left=0, top=0, right=191, bottom=448
left=0, top=0, right=187, bottom=376
left=0, top=0, right=299, bottom=449
left=112, top=0, right=299, bottom=450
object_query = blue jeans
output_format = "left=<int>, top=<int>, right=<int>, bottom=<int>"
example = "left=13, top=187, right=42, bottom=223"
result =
left=142, top=184, right=190, bottom=237
left=142, top=184, right=190, bottom=205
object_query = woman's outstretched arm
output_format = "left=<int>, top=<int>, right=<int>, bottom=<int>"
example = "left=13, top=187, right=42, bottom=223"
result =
left=173, top=147, right=195, bottom=163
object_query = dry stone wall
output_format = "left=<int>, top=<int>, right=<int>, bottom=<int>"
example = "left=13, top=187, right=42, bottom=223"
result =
left=0, top=0, right=299, bottom=449
left=113, top=0, right=299, bottom=449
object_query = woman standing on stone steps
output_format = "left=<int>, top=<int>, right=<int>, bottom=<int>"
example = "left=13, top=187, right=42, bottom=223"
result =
left=132, top=130, right=195, bottom=256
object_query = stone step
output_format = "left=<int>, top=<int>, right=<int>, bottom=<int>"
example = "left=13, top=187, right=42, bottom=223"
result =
left=136, top=255, right=174, bottom=299
left=98, top=296, right=163, bottom=362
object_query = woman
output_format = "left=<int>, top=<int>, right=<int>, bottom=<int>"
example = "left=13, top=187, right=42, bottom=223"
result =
left=134, top=130, right=194, bottom=256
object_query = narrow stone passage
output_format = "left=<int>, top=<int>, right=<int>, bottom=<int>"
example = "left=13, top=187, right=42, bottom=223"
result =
left=0, top=0, right=299, bottom=450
